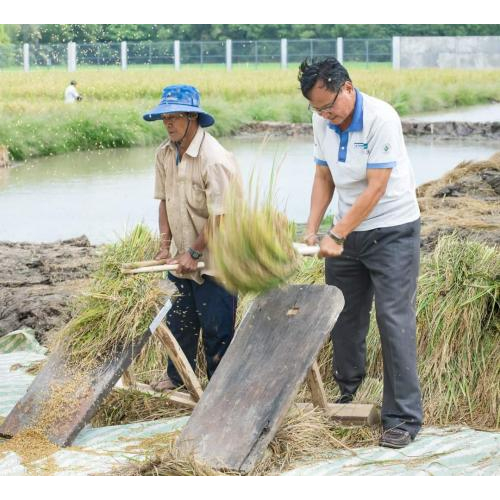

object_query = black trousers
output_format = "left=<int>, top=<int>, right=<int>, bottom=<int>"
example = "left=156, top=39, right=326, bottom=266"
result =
left=325, top=219, right=423, bottom=437
left=165, top=273, right=237, bottom=385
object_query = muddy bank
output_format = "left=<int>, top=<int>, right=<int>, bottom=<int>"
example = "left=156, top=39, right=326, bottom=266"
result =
left=418, top=152, right=500, bottom=251
left=236, top=121, right=500, bottom=140
left=402, top=121, right=500, bottom=140
left=0, top=236, right=97, bottom=342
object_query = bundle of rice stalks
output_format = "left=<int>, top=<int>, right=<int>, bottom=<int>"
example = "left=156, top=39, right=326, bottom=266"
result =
left=413, top=234, right=499, bottom=428
left=51, top=224, right=167, bottom=369
left=209, top=171, right=299, bottom=295
left=362, top=234, right=499, bottom=428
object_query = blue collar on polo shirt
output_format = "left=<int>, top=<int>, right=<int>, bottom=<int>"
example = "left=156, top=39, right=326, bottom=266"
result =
left=328, top=88, right=363, bottom=163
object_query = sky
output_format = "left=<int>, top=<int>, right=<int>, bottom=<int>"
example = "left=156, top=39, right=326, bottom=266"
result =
left=2, top=0, right=496, bottom=24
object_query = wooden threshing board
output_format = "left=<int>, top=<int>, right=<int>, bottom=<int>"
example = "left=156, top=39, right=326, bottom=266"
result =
left=177, top=284, right=345, bottom=473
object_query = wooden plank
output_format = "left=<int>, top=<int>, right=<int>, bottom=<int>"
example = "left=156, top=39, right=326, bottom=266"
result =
left=154, top=323, right=203, bottom=402
left=0, top=332, right=152, bottom=446
left=163, top=391, right=197, bottom=409
left=306, top=361, right=328, bottom=409
left=130, top=383, right=197, bottom=409
left=177, top=284, right=344, bottom=473
left=0, top=298, right=175, bottom=447
left=297, top=403, right=381, bottom=426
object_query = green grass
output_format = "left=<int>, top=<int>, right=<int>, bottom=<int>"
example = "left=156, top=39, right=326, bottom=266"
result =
left=1, top=66, right=500, bottom=160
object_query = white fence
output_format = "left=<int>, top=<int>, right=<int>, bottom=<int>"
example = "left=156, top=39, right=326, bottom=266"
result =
left=2, top=36, right=499, bottom=72
left=0, top=38, right=392, bottom=71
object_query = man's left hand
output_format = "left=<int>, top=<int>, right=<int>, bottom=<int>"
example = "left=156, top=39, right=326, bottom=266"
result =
left=319, top=235, right=344, bottom=258
left=175, top=252, right=199, bottom=274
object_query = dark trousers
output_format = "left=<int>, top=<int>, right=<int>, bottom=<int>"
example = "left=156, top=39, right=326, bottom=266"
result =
left=165, top=273, right=237, bottom=386
left=325, top=219, right=423, bottom=437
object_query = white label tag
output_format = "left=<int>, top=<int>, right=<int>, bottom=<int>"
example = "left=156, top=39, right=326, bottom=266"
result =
left=149, top=299, right=173, bottom=332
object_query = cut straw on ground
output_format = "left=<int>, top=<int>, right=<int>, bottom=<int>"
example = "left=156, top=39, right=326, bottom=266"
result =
left=112, top=405, right=378, bottom=476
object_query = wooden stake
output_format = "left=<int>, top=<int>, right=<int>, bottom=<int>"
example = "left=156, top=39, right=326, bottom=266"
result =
left=155, top=323, right=203, bottom=402
left=132, top=383, right=197, bottom=409
left=306, top=361, right=329, bottom=409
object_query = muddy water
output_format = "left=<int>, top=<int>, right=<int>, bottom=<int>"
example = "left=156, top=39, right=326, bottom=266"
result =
left=1, top=136, right=499, bottom=244
left=408, top=103, right=500, bottom=122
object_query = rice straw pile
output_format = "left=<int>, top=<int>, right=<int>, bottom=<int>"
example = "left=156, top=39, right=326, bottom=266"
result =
left=209, top=171, right=299, bottom=295
left=413, top=234, right=499, bottom=427
left=17, top=225, right=170, bottom=445
left=51, top=224, right=167, bottom=369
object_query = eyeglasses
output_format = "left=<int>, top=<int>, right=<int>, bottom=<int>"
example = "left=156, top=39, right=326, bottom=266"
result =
left=161, top=113, right=187, bottom=123
left=308, top=85, right=344, bottom=114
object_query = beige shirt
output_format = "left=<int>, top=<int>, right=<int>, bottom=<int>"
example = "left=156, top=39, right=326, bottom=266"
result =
left=154, top=126, right=241, bottom=284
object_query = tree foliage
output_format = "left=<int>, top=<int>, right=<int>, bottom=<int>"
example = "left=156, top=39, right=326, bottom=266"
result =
left=1, top=24, right=500, bottom=45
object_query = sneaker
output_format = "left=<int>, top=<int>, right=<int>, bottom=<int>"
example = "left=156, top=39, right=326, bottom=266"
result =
left=335, top=394, right=354, bottom=404
left=152, top=376, right=179, bottom=393
left=379, top=428, right=413, bottom=449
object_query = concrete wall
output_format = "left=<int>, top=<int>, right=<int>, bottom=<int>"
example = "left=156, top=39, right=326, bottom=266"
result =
left=399, top=36, right=500, bottom=69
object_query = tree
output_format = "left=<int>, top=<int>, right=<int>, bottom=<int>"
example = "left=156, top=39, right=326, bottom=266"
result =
left=0, top=25, right=10, bottom=44
left=7, top=24, right=500, bottom=44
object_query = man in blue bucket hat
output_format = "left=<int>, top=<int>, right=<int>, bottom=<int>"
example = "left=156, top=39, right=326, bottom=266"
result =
left=144, top=84, right=241, bottom=392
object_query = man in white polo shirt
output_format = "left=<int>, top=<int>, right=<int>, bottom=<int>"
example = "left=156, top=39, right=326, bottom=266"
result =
left=299, top=57, right=422, bottom=449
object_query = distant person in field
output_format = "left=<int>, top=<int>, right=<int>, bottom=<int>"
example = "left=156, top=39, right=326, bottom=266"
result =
left=64, top=80, right=82, bottom=103
left=143, top=84, right=242, bottom=392
left=299, top=57, right=422, bottom=450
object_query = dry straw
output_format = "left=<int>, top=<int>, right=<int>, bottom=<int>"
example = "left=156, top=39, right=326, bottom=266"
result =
left=51, top=224, right=166, bottom=369
left=113, top=405, right=377, bottom=476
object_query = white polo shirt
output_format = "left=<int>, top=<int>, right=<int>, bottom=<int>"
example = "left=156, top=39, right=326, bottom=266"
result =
left=313, top=89, right=420, bottom=231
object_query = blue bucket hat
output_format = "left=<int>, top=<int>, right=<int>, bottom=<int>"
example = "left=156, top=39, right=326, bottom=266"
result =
left=143, top=84, right=215, bottom=127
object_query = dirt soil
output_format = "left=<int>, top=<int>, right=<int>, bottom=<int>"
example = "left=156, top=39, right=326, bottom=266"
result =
left=0, top=236, right=97, bottom=343
left=236, top=120, right=500, bottom=140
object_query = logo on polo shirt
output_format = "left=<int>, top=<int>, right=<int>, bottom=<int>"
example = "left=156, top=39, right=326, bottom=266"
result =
left=383, top=143, right=391, bottom=153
